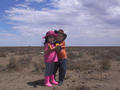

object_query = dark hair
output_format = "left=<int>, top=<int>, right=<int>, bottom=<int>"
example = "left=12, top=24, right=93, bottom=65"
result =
left=54, top=30, right=67, bottom=42
left=44, top=37, right=48, bottom=45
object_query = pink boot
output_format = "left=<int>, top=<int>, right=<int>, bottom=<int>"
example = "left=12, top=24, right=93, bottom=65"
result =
left=50, top=74, right=58, bottom=85
left=45, top=76, right=52, bottom=87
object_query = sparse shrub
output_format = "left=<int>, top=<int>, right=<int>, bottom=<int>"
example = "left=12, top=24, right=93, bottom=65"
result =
left=32, top=55, right=45, bottom=73
left=94, top=51, right=113, bottom=61
left=115, top=56, right=120, bottom=61
left=67, top=52, right=77, bottom=59
left=109, top=48, right=120, bottom=61
left=7, top=56, right=17, bottom=71
left=0, top=53, right=6, bottom=57
left=1, top=47, right=120, bottom=74
left=67, top=61, right=80, bottom=71
left=0, top=65, right=3, bottom=71
left=32, top=62, right=45, bottom=73
left=67, top=59, right=95, bottom=71
left=67, top=51, right=83, bottom=59
left=17, top=55, right=32, bottom=69
left=69, top=85, right=91, bottom=90
left=7, top=55, right=32, bottom=71
left=15, top=50, right=30, bottom=55
left=99, top=59, right=111, bottom=71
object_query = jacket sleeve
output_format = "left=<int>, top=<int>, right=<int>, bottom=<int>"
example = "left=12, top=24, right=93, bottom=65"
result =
left=60, top=41, right=65, bottom=49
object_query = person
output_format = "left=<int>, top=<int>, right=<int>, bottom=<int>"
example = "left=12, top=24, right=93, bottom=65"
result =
left=43, top=30, right=59, bottom=87
left=54, top=29, right=67, bottom=86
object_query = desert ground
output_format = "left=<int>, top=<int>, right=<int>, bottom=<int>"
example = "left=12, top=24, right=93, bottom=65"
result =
left=0, top=46, right=120, bottom=90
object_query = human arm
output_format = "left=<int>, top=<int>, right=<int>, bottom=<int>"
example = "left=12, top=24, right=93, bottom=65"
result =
left=44, top=43, right=57, bottom=54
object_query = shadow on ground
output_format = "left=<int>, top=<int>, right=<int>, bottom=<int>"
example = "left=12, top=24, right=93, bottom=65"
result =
left=27, top=79, right=44, bottom=88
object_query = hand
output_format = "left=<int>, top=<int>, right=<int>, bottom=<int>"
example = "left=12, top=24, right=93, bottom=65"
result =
left=56, top=46, right=62, bottom=51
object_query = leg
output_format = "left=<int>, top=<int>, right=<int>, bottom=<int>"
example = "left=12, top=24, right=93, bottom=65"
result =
left=45, top=63, right=53, bottom=76
left=45, top=76, right=52, bottom=87
left=50, top=74, right=58, bottom=85
left=44, top=63, right=54, bottom=87
left=53, top=62, right=59, bottom=80
left=59, top=59, right=67, bottom=85
left=49, top=62, right=58, bottom=85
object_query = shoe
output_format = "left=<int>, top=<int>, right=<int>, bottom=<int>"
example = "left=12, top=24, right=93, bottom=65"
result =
left=58, top=81, right=63, bottom=86
left=50, top=74, right=58, bottom=85
left=45, top=76, right=52, bottom=87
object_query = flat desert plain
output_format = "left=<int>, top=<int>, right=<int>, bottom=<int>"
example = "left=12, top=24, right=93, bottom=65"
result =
left=0, top=47, right=120, bottom=90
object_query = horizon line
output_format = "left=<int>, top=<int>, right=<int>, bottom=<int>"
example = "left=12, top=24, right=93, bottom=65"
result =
left=0, top=46, right=120, bottom=48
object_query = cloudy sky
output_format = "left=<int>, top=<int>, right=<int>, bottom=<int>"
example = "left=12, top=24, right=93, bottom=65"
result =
left=0, top=0, right=120, bottom=46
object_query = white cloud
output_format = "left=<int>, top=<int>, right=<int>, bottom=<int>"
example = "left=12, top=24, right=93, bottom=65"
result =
left=107, top=6, right=120, bottom=18
left=52, top=0, right=82, bottom=10
left=0, top=32, right=16, bottom=37
left=4, top=0, right=120, bottom=46
left=25, top=0, right=44, bottom=3
left=0, top=31, right=43, bottom=46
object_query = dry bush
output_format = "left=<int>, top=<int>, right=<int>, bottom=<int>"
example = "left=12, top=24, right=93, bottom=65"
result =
left=7, top=56, right=17, bottom=71
left=5, top=51, right=45, bottom=73
left=0, top=53, right=6, bottom=57
left=7, top=55, right=32, bottom=71
left=67, top=59, right=95, bottom=72
left=69, top=85, right=91, bottom=90
left=108, top=48, right=120, bottom=61
left=1, top=47, right=119, bottom=74
left=94, top=50, right=112, bottom=61
left=0, top=65, right=3, bottom=71
left=93, top=47, right=120, bottom=61
left=99, top=59, right=111, bottom=71
left=67, top=52, right=77, bottom=59
left=31, top=55, right=45, bottom=73
left=67, top=47, right=96, bottom=72
left=115, top=56, right=120, bottom=61
left=15, top=50, right=30, bottom=55
left=67, top=51, right=83, bottom=59
left=14, top=47, right=44, bottom=56
left=32, top=62, right=45, bottom=73
left=17, top=55, right=32, bottom=68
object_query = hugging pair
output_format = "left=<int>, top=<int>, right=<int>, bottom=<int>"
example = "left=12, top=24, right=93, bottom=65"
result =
left=43, top=29, right=67, bottom=87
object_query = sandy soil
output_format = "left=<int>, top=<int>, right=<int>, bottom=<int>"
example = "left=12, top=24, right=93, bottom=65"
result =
left=0, top=47, right=120, bottom=90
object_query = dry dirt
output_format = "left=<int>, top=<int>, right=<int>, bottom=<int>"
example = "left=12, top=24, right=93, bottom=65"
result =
left=0, top=47, right=120, bottom=90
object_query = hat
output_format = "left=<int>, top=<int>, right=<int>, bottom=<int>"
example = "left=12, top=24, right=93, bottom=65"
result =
left=54, top=29, right=67, bottom=41
left=43, top=30, right=58, bottom=39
